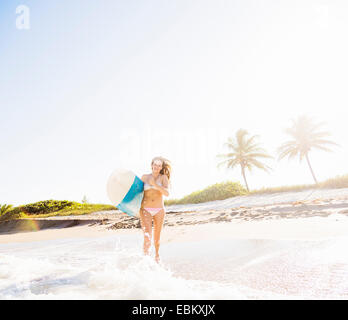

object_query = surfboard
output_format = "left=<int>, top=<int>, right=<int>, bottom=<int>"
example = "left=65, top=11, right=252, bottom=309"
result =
left=106, top=168, right=144, bottom=218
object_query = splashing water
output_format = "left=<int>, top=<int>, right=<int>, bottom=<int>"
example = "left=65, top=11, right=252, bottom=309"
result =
left=1, top=231, right=348, bottom=300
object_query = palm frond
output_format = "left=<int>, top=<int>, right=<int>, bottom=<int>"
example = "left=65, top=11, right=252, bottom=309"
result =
left=247, top=158, right=273, bottom=172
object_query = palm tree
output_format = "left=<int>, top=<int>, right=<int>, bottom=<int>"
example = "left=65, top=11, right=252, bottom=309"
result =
left=277, top=115, right=338, bottom=184
left=216, top=129, right=273, bottom=192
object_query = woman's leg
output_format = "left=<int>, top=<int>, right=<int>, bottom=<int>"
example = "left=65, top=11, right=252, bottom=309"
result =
left=153, top=209, right=165, bottom=262
left=139, top=208, right=153, bottom=255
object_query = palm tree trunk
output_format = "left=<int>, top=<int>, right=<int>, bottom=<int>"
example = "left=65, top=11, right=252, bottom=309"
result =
left=305, top=153, right=318, bottom=185
left=241, top=166, right=250, bottom=192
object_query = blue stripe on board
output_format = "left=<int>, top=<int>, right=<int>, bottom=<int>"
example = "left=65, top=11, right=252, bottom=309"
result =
left=117, top=175, right=144, bottom=217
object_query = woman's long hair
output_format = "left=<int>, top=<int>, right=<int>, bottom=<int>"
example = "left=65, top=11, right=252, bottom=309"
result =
left=152, top=156, right=172, bottom=186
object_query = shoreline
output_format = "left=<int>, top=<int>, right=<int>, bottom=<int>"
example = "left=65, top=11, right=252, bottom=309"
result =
left=1, top=216, right=348, bottom=245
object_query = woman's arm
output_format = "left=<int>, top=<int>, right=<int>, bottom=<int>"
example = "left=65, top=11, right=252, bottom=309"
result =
left=154, top=175, right=170, bottom=197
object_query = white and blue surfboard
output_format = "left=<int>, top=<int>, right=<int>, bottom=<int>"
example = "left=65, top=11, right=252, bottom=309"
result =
left=106, top=168, right=144, bottom=217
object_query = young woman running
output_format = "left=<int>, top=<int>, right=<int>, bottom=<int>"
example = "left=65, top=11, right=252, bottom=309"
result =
left=140, top=156, right=171, bottom=263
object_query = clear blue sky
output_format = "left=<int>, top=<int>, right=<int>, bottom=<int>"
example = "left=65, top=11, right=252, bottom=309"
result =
left=1, top=0, right=348, bottom=206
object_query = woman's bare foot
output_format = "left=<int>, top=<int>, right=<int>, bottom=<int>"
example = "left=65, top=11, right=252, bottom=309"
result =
left=155, top=255, right=160, bottom=264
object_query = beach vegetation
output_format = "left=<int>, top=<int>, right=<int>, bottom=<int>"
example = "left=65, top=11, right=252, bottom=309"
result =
left=0, top=204, right=13, bottom=216
left=250, top=184, right=314, bottom=195
left=251, top=174, right=348, bottom=195
left=0, top=200, right=115, bottom=221
left=164, top=181, right=247, bottom=205
left=165, top=173, right=348, bottom=205
left=318, top=173, right=348, bottom=189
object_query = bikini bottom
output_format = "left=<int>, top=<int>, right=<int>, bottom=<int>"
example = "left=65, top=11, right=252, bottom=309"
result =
left=143, top=207, right=164, bottom=216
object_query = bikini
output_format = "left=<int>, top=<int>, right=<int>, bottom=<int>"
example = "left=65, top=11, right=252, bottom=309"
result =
left=143, top=177, right=164, bottom=216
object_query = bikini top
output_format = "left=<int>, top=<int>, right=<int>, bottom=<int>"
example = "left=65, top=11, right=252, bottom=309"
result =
left=144, top=176, right=163, bottom=191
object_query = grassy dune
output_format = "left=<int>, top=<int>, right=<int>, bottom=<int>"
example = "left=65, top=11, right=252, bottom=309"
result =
left=0, top=200, right=115, bottom=222
left=165, top=174, right=348, bottom=205
left=164, top=181, right=247, bottom=205
left=250, top=174, right=348, bottom=195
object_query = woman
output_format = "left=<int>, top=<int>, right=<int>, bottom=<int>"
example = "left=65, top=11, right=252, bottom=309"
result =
left=140, top=156, right=171, bottom=263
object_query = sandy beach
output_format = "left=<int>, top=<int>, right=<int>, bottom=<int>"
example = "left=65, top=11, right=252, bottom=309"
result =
left=1, top=188, right=348, bottom=299
left=1, top=188, right=348, bottom=244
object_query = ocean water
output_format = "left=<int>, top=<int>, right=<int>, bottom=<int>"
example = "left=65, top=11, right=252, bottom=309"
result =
left=1, top=228, right=348, bottom=300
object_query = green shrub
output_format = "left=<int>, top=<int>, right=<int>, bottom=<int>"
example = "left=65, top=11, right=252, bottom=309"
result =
left=165, top=181, right=247, bottom=205
left=14, top=200, right=75, bottom=215
left=0, top=200, right=115, bottom=221
left=0, top=204, right=13, bottom=216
